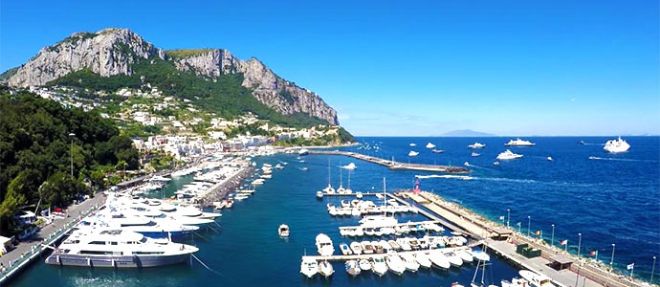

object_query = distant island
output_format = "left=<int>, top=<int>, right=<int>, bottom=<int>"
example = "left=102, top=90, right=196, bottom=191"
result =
left=441, top=129, right=495, bottom=137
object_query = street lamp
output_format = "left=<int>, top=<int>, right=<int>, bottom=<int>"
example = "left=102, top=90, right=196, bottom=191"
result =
left=507, top=208, right=511, bottom=228
left=551, top=224, right=555, bottom=247
left=517, top=222, right=522, bottom=234
left=527, top=216, right=531, bottom=237
left=69, top=132, right=76, bottom=178
left=577, top=233, right=582, bottom=259
left=651, top=256, right=656, bottom=283
left=610, top=243, right=616, bottom=271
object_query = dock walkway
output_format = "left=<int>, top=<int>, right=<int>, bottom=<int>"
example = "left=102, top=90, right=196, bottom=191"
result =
left=308, top=150, right=469, bottom=174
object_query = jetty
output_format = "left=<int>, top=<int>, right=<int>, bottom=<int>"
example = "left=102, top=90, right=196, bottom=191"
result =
left=308, top=150, right=469, bottom=173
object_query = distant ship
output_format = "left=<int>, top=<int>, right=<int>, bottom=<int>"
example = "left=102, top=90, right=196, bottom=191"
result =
left=496, top=150, right=523, bottom=160
left=425, top=142, right=436, bottom=149
left=431, top=149, right=444, bottom=153
left=471, top=152, right=480, bottom=157
left=603, top=137, right=630, bottom=153
left=408, top=151, right=419, bottom=157
left=409, top=143, right=416, bottom=147
left=468, top=142, right=486, bottom=149
left=504, top=138, right=535, bottom=146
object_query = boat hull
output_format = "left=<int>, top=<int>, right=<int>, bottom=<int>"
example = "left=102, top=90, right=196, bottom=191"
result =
left=45, top=253, right=191, bottom=268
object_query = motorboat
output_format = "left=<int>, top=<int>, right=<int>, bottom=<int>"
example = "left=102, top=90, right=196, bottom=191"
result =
left=316, top=191, right=324, bottom=199
left=505, top=138, right=535, bottom=146
left=446, top=252, right=463, bottom=267
left=343, top=162, right=357, bottom=170
left=519, top=270, right=554, bottom=287
left=386, top=254, right=406, bottom=275
left=300, top=257, right=318, bottom=278
left=501, top=278, right=531, bottom=287
left=497, top=150, right=523, bottom=160
left=350, top=242, right=363, bottom=255
left=458, top=250, right=474, bottom=263
left=409, top=143, right=417, bottom=147
left=358, top=259, right=372, bottom=271
left=429, top=251, right=450, bottom=269
left=339, top=243, right=352, bottom=255
left=45, top=229, right=198, bottom=267
left=359, top=215, right=398, bottom=228
left=426, top=142, right=436, bottom=149
left=371, top=257, right=389, bottom=276
left=468, top=142, right=486, bottom=149
left=603, top=137, right=630, bottom=153
left=356, top=192, right=363, bottom=199
left=315, top=233, right=335, bottom=256
left=470, top=250, right=491, bottom=262
left=345, top=260, right=361, bottom=276
left=399, top=253, right=420, bottom=272
left=471, top=152, right=480, bottom=157
left=415, top=252, right=433, bottom=269
left=547, top=156, right=553, bottom=161
left=298, top=148, right=309, bottom=156
left=318, top=260, right=334, bottom=278
left=361, top=241, right=374, bottom=254
left=408, top=151, right=419, bottom=157
left=278, top=224, right=290, bottom=237
left=431, top=149, right=444, bottom=153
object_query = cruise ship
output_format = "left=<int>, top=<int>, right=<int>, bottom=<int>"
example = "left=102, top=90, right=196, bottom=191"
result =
left=504, top=138, right=535, bottom=146
left=45, top=229, right=198, bottom=268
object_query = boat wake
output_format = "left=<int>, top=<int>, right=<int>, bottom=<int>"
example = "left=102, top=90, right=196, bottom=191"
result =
left=416, top=174, right=537, bottom=184
left=415, top=174, right=474, bottom=181
left=588, top=156, right=656, bottom=163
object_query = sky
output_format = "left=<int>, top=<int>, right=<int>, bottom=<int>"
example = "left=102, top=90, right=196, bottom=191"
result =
left=1, top=0, right=658, bottom=136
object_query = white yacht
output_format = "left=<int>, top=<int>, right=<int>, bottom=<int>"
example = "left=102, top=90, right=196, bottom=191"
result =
left=358, top=259, right=372, bottom=271
left=505, top=138, right=535, bottom=146
left=278, top=224, right=290, bottom=237
left=371, top=257, right=389, bottom=276
left=318, top=260, right=334, bottom=278
left=415, top=252, right=433, bottom=269
left=603, top=137, right=630, bottom=153
left=350, top=242, right=363, bottom=255
left=429, top=251, right=450, bottom=269
left=300, top=257, right=318, bottom=278
left=315, top=233, right=335, bottom=256
left=345, top=260, right=361, bottom=276
left=497, top=150, right=523, bottom=160
left=45, top=229, right=198, bottom=267
left=386, top=254, right=406, bottom=275
left=468, top=142, right=486, bottom=149
left=408, top=150, right=419, bottom=157
left=426, top=142, right=436, bottom=149
left=409, top=143, right=417, bottom=147
left=359, top=215, right=398, bottom=228
left=471, top=152, right=481, bottom=157
left=519, top=270, right=554, bottom=287
left=400, top=253, right=420, bottom=272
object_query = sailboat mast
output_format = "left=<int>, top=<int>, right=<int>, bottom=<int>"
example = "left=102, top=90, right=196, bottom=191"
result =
left=327, top=159, right=331, bottom=186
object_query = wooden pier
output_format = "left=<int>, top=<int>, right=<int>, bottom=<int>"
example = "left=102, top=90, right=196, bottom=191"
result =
left=308, top=150, right=469, bottom=174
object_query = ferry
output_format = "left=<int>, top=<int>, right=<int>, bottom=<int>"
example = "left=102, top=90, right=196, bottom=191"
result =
left=504, top=138, right=535, bottom=146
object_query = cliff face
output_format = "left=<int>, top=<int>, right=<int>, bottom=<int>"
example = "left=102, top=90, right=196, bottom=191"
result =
left=3, top=28, right=338, bottom=125
left=7, top=28, right=164, bottom=87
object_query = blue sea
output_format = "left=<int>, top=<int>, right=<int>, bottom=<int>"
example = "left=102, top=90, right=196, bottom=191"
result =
left=10, top=136, right=660, bottom=286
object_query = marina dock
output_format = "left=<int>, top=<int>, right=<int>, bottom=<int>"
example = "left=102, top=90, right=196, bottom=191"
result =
left=308, top=150, right=469, bottom=173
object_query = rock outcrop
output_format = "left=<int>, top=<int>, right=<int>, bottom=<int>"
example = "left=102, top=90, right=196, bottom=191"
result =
left=3, top=28, right=338, bottom=125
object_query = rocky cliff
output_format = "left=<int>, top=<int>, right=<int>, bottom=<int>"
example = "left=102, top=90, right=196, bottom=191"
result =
left=3, top=28, right=338, bottom=125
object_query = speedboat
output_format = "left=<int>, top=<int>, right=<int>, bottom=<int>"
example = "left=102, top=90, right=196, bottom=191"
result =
left=350, top=242, right=363, bottom=255
left=468, top=142, right=486, bottom=149
left=399, top=253, right=420, bottom=272
left=386, top=254, right=406, bottom=275
left=339, top=243, right=352, bottom=255
left=429, top=251, right=450, bottom=269
left=502, top=278, right=531, bottom=287
left=603, top=137, right=630, bottom=153
left=408, top=151, right=419, bottom=157
left=278, top=224, right=290, bottom=237
left=316, top=191, right=324, bottom=199
left=359, top=215, right=398, bottom=228
left=300, top=257, right=318, bottom=278
left=315, top=233, right=335, bottom=256
left=426, top=142, right=436, bottom=149
left=358, top=259, right=372, bottom=271
left=45, top=229, right=198, bottom=267
left=471, top=152, right=480, bottom=157
left=415, top=252, right=433, bottom=269
left=497, top=150, right=523, bottom=160
left=457, top=250, right=474, bottom=263
left=547, top=156, right=553, bottom=161
left=410, top=143, right=416, bottom=147
left=345, top=260, right=361, bottom=276
left=505, top=138, right=535, bottom=146
left=371, top=257, right=388, bottom=276
left=470, top=250, right=491, bottom=262
left=431, top=149, right=444, bottom=153
left=445, top=252, right=463, bottom=267
left=519, top=270, right=554, bottom=287
left=318, top=261, right=334, bottom=278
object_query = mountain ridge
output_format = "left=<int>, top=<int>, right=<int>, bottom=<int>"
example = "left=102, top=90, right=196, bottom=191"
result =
left=2, top=28, right=338, bottom=125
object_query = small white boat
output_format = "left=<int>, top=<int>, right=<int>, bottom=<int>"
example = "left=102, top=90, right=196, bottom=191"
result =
left=339, top=243, right=352, bottom=255
left=505, top=138, right=535, bottom=146
left=400, top=253, right=420, bottom=272
left=429, top=251, right=450, bottom=269
left=318, top=260, right=334, bottom=278
left=415, top=252, right=433, bottom=269
left=343, top=162, right=357, bottom=170
left=278, top=224, right=290, bottom=237
left=547, top=156, right=553, bottom=161
left=426, top=142, right=436, bottom=149
left=519, top=270, right=554, bottom=287
left=468, top=142, right=486, bottom=149
left=350, top=242, right=363, bottom=255
left=409, top=143, right=417, bottom=147
left=446, top=252, right=463, bottom=267
left=470, top=250, right=491, bottom=262
left=386, top=254, right=406, bottom=275
left=457, top=250, right=474, bottom=263
left=345, top=260, right=361, bottom=276
left=371, top=257, right=388, bottom=276
left=300, top=257, right=318, bottom=278
left=431, top=149, right=444, bottom=153
left=497, top=150, right=523, bottom=160
left=298, top=148, right=309, bottom=155
left=315, top=233, right=335, bottom=256
left=471, top=152, right=480, bottom=157
left=316, top=191, right=324, bottom=199
left=408, top=150, right=419, bottom=157
left=358, top=259, right=372, bottom=271
left=356, top=192, right=363, bottom=199
left=603, top=137, right=630, bottom=153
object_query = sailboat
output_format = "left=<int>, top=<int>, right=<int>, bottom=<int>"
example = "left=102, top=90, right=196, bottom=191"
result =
left=322, top=160, right=335, bottom=194
left=337, top=168, right=346, bottom=193
left=470, top=246, right=497, bottom=287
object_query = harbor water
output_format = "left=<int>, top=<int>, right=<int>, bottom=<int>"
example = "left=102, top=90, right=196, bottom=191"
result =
left=9, top=136, right=659, bottom=286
